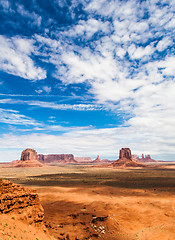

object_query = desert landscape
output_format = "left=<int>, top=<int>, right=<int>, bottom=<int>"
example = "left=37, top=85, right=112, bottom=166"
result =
left=1, top=1, right=175, bottom=239
left=0, top=148, right=175, bottom=240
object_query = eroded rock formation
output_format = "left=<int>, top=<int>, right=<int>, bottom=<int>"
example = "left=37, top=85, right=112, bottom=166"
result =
left=12, top=149, right=43, bottom=167
left=112, top=148, right=145, bottom=168
left=93, top=155, right=102, bottom=163
left=37, top=154, right=77, bottom=164
left=132, top=154, right=157, bottom=163
left=0, top=179, right=44, bottom=225
left=119, top=148, right=132, bottom=159
left=21, top=148, right=37, bottom=161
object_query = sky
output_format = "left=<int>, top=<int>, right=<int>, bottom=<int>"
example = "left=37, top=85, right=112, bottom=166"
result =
left=0, top=0, right=175, bottom=162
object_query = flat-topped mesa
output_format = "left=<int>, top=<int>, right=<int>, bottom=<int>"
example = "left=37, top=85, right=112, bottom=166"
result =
left=119, top=148, right=132, bottom=160
left=37, top=154, right=77, bottom=164
left=21, top=148, right=37, bottom=161
left=75, top=157, right=92, bottom=163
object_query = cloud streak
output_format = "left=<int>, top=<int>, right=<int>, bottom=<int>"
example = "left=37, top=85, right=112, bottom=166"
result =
left=0, top=108, right=39, bottom=126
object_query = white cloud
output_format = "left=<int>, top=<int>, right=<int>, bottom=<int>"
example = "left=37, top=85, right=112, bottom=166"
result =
left=13, top=37, right=35, bottom=54
left=0, top=98, right=108, bottom=111
left=0, top=0, right=10, bottom=11
left=42, top=86, right=52, bottom=94
left=158, top=56, right=175, bottom=76
left=16, top=3, right=42, bottom=27
left=165, top=18, right=175, bottom=29
left=1, top=121, right=175, bottom=162
left=115, top=47, right=126, bottom=58
left=65, top=18, right=111, bottom=38
left=0, top=108, right=39, bottom=126
left=0, top=35, right=46, bottom=80
left=128, top=44, right=155, bottom=60
left=156, top=37, right=173, bottom=52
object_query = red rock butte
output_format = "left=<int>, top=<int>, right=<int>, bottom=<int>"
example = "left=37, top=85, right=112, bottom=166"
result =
left=21, top=148, right=37, bottom=161
left=119, top=148, right=132, bottom=159
left=112, top=148, right=145, bottom=168
left=93, top=155, right=102, bottom=163
left=12, top=148, right=43, bottom=167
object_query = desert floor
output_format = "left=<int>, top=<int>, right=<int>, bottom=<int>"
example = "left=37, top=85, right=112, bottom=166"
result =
left=0, top=164, right=175, bottom=240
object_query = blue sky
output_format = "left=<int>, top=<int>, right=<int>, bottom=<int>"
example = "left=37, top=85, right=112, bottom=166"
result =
left=0, top=0, right=175, bottom=162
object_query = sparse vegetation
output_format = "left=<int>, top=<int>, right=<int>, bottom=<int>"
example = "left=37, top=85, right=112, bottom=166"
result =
left=0, top=164, right=175, bottom=240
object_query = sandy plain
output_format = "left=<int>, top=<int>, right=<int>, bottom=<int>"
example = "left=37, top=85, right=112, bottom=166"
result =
left=0, top=164, right=175, bottom=240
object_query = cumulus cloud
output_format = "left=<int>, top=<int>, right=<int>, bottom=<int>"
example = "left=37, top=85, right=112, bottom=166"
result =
left=128, top=44, right=155, bottom=60
left=156, top=37, right=173, bottom=52
left=65, top=18, right=111, bottom=38
left=0, top=35, right=46, bottom=80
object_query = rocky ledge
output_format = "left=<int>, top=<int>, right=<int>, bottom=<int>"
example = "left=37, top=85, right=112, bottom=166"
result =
left=0, top=179, right=44, bottom=226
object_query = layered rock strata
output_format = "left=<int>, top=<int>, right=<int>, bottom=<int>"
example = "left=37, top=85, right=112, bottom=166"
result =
left=112, top=148, right=145, bottom=168
left=0, top=179, right=44, bottom=225
left=37, top=154, right=77, bottom=164
left=13, top=148, right=43, bottom=167
left=74, top=157, right=92, bottom=163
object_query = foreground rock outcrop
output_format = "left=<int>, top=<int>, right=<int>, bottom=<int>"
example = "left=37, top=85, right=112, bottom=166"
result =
left=12, top=148, right=43, bottom=167
left=112, top=148, right=145, bottom=168
left=37, top=154, right=77, bottom=164
left=0, top=179, right=44, bottom=225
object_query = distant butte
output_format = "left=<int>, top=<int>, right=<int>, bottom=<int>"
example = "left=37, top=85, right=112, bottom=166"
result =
left=92, top=155, right=102, bottom=163
left=111, top=148, right=145, bottom=168
left=132, top=154, right=157, bottom=163
left=12, top=148, right=43, bottom=167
